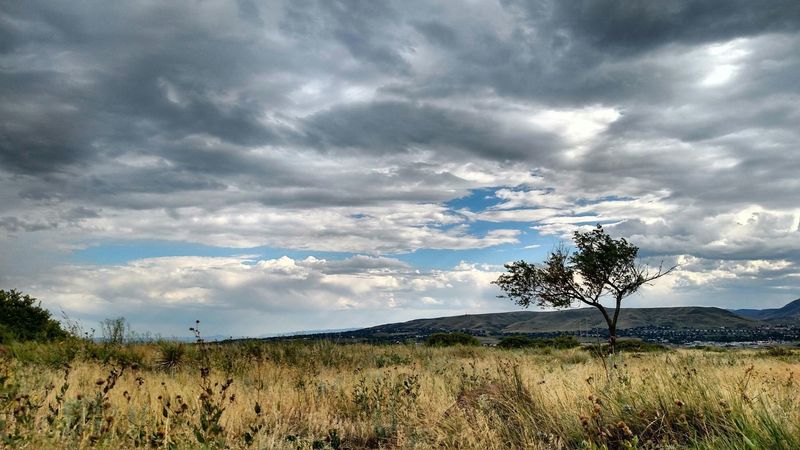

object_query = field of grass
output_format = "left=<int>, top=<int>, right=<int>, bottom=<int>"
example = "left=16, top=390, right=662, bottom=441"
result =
left=2, top=337, right=799, bottom=449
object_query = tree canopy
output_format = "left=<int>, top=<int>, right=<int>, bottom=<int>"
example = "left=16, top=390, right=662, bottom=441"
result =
left=0, top=289, right=67, bottom=343
left=493, top=225, right=674, bottom=347
left=425, top=332, right=481, bottom=347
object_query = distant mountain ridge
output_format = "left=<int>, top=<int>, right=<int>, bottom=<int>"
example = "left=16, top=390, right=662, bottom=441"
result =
left=733, top=298, right=800, bottom=323
left=363, top=305, right=763, bottom=336
left=267, top=298, right=800, bottom=344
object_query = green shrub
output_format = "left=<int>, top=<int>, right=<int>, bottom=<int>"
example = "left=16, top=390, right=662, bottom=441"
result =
left=374, top=352, right=411, bottom=368
left=156, top=341, right=187, bottom=372
left=0, top=289, right=68, bottom=342
left=8, top=340, right=81, bottom=367
left=100, top=317, right=129, bottom=346
left=0, top=324, right=13, bottom=345
left=764, top=346, right=796, bottom=358
left=496, top=335, right=532, bottom=349
left=81, top=341, right=146, bottom=367
left=425, top=332, right=480, bottom=347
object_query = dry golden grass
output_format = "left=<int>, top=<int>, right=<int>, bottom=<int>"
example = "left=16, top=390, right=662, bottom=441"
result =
left=2, top=340, right=799, bottom=449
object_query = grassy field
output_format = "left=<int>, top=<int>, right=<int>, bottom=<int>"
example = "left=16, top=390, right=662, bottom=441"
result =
left=1, top=338, right=799, bottom=449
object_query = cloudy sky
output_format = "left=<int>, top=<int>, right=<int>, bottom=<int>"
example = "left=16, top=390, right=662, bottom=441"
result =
left=1, top=0, right=799, bottom=337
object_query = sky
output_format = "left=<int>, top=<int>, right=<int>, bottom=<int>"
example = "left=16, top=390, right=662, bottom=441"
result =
left=1, top=0, right=799, bottom=337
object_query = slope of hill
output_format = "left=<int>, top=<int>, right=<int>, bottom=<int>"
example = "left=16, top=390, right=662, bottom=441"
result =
left=361, top=305, right=763, bottom=336
left=503, top=307, right=759, bottom=333
left=368, top=311, right=536, bottom=334
left=734, top=298, right=800, bottom=323
left=274, top=299, right=800, bottom=344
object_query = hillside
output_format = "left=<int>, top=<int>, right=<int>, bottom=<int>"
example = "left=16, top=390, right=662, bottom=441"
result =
left=275, top=299, right=800, bottom=344
left=503, top=306, right=760, bottom=333
left=362, top=306, right=763, bottom=336
left=734, top=299, right=800, bottom=323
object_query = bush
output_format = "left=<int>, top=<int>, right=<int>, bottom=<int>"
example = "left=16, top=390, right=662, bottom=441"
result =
left=8, top=339, right=81, bottom=367
left=497, top=335, right=580, bottom=349
left=82, top=341, right=146, bottom=366
left=156, top=341, right=187, bottom=372
left=425, top=332, right=480, bottom=347
left=0, top=324, right=13, bottom=345
left=764, top=346, right=795, bottom=358
left=100, top=317, right=129, bottom=346
left=0, top=289, right=67, bottom=342
left=496, top=335, right=532, bottom=349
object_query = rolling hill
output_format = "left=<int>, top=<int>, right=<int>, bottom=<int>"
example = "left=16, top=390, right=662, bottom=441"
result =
left=274, top=298, right=800, bottom=344
left=733, top=298, right=800, bottom=323
left=362, top=305, right=763, bottom=336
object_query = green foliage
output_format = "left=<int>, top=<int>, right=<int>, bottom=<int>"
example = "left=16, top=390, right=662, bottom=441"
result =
left=374, top=352, right=411, bottom=368
left=100, top=317, right=129, bottom=346
left=8, top=340, right=81, bottom=367
left=62, top=365, right=125, bottom=440
left=497, top=335, right=580, bottom=349
left=8, top=337, right=148, bottom=368
left=1, top=359, right=45, bottom=445
left=155, top=341, right=186, bottom=372
left=82, top=342, right=146, bottom=367
left=493, top=225, right=673, bottom=346
left=762, top=346, right=797, bottom=359
left=189, top=320, right=234, bottom=447
left=351, top=372, right=420, bottom=447
left=496, top=335, right=533, bottom=349
left=0, top=289, right=68, bottom=343
left=425, top=332, right=480, bottom=347
left=0, top=324, right=13, bottom=345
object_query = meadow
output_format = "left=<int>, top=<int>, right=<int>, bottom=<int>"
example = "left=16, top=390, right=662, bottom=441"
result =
left=1, top=336, right=799, bottom=449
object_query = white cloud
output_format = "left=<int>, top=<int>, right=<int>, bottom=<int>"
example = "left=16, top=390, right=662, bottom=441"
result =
left=529, top=106, right=621, bottom=145
left=700, top=38, right=751, bottom=86
left=25, top=255, right=509, bottom=335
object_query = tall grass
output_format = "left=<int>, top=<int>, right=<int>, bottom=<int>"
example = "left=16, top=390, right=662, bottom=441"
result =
left=0, top=339, right=798, bottom=448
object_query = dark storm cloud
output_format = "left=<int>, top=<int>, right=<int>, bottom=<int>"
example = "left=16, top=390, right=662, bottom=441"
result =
left=386, top=0, right=800, bottom=106
left=0, top=71, right=98, bottom=173
left=413, top=21, right=458, bottom=47
left=236, top=0, right=263, bottom=25
left=1, top=0, right=797, bottom=212
left=0, top=0, right=798, bottom=315
left=541, top=0, right=800, bottom=53
left=280, top=0, right=410, bottom=75
left=1, top=0, right=292, bottom=176
left=0, top=216, right=57, bottom=232
left=302, top=100, right=563, bottom=161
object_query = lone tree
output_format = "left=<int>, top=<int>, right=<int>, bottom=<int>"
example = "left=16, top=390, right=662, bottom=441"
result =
left=493, top=225, right=674, bottom=348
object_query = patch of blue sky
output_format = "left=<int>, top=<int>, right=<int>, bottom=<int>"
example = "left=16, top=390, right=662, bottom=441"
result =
left=71, top=231, right=560, bottom=272
left=445, top=187, right=504, bottom=212
left=72, top=185, right=577, bottom=270
left=463, top=218, right=529, bottom=234
left=397, top=225, right=560, bottom=270
left=395, top=242, right=552, bottom=270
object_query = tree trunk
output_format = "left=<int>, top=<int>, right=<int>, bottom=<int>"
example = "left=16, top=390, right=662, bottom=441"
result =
left=609, top=296, right=622, bottom=353
left=608, top=323, right=617, bottom=353
left=593, top=304, right=616, bottom=352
